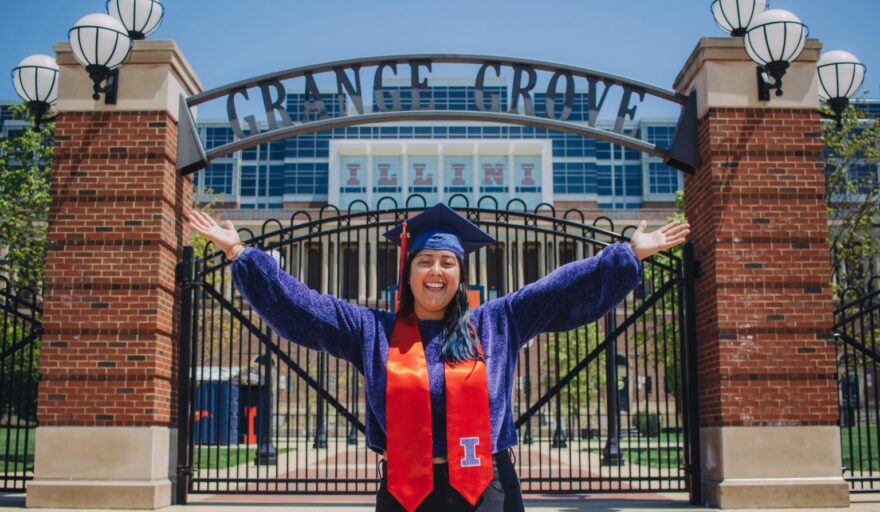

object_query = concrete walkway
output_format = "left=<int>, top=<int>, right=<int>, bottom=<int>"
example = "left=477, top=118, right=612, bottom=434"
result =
left=1, top=492, right=878, bottom=512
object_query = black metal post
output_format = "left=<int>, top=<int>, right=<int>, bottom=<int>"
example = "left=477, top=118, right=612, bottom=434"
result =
left=602, top=310, right=622, bottom=465
left=174, top=246, right=194, bottom=504
left=347, top=374, right=358, bottom=445
left=551, top=392, right=567, bottom=448
left=313, top=353, right=328, bottom=448
left=682, top=243, right=702, bottom=504
left=523, top=364, right=533, bottom=444
left=256, top=350, right=277, bottom=465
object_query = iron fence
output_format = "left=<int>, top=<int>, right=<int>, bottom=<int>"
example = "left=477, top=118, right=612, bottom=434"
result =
left=177, top=197, right=699, bottom=500
left=0, top=277, right=41, bottom=491
left=835, top=276, right=880, bottom=492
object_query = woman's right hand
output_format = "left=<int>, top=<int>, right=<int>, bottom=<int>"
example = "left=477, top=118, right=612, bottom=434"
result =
left=189, top=211, right=244, bottom=259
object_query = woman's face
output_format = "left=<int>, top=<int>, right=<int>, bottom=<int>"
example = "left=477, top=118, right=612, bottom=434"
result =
left=408, top=249, right=461, bottom=320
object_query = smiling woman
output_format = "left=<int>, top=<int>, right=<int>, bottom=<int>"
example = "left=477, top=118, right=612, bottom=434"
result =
left=406, top=250, right=461, bottom=320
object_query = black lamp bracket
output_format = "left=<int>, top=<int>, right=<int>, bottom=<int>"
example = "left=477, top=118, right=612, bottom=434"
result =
left=27, top=101, right=57, bottom=130
left=756, top=61, right=791, bottom=101
left=85, top=66, right=119, bottom=104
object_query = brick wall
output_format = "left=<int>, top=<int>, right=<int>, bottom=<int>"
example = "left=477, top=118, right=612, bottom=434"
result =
left=39, top=111, right=192, bottom=427
left=684, top=107, right=837, bottom=427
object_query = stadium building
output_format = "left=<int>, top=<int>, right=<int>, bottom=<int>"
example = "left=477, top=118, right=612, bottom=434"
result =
left=191, top=78, right=685, bottom=222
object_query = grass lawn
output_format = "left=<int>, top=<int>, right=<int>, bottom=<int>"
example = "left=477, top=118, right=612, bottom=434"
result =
left=586, top=442, right=684, bottom=470
left=624, top=446, right=684, bottom=469
left=0, top=427, right=35, bottom=473
left=841, top=425, right=880, bottom=472
left=654, top=431, right=682, bottom=444
left=193, top=445, right=293, bottom=470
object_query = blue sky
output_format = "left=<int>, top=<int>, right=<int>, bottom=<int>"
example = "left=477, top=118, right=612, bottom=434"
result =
left=3, top=0, right=878, bottom=119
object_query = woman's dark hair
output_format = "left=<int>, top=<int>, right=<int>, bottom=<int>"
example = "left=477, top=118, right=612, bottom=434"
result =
left=398, top=250, right=479, bottom=364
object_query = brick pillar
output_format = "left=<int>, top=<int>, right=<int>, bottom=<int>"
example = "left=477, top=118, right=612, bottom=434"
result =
left=27, top=41, right=201, bottom=509
left=674, top=38, right=848, bottom=508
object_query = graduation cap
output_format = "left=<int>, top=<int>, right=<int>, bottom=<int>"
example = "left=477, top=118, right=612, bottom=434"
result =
left=383, top=203, right=495, bottom=295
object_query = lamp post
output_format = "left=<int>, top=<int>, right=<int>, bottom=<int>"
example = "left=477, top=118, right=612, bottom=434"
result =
left=744, top=9, right=809, bottom=99
left=255, top=351, right=277, bottom=465
left=11, top=54, right=58, bottom=128
left=313, top=353, right=328, bottom=449
left=106, top=0, right=165, bottom=40
left=711, top=0, right=767, bottom=37
left=68, top=13, right=132, bottom=103
left=602, top=309, right=622, bottom=465
left=348, top=375, right=359, bottom=445
left=817, top=50, right=866, bottom=127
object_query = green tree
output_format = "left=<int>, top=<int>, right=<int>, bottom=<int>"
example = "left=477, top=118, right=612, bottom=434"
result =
left=823, top=101, right=880, bottom=295
left=191, top=186, right=225, bottom=257
left=644, top=190, right=686, bottom=409
left=0, top=104, right=48, bottom=424
left=190, top=189, right=247, bottom=357
left=0, top=104, right=53, bottom=293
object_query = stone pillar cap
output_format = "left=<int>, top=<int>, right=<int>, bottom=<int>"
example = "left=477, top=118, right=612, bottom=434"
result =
left=673, top=36, right=822, bottom=116
left=674, top=36, right=822, bottom=94
left=54, top=39, right=202, bottom=117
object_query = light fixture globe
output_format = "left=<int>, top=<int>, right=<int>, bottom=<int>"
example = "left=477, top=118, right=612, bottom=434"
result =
left=744, top=9, right=808, bottom=97
left=11, top=54, right=59, bottom=127
left=711, top=0, right=767, bottom=37
left=106, top=0, right=164, bottom=40
left=68, top=13, right=132, bottom=100
left=12, top=54, right=59, bottom=105
left=818, top=50, right=866, bottom=103
left=817, top=50, right=866, bottom=125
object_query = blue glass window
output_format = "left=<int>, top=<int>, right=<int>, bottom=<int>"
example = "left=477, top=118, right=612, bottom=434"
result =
left=646, top=125, right=676, bottom=149
left=240, top=165, right=257, bottom=196
left=849, top=162, right=878, bottom=194
left=203, top=162, right=233, bottom=195
left=553, top=161, right=596, bottom=194
left=205, top=127, right=233, bottom=149
left=285, top=162, right=329, bottom=195
left=597, top=164, right=611, bottom=196
left=268, top=164, right=284, bottom=196
left=649, top=162, right=680, bottom=194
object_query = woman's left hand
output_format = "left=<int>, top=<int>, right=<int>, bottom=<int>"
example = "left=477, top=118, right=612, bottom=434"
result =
left=629, top=220, right=690, bottom=261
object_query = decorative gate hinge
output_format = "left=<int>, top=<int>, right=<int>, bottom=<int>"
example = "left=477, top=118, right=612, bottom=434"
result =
left=175, top=261, right=186, bottom=283
left=177, top=465, right=194, bottom=477
left=175, top=261, right=202, bottom=289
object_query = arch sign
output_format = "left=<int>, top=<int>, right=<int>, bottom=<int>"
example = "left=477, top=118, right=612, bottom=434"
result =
left=176, top=54, right=699, bottom=175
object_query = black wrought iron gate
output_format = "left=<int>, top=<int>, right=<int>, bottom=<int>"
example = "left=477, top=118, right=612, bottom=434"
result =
left=834, top=278, right=880, bottom=492
left=176, top=199, right=700, bottom=501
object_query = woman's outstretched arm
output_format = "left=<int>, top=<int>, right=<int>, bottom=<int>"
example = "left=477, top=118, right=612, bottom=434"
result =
left=481, top=220, right=690, bottom=347
left=189, top=211, right=368, bottom=366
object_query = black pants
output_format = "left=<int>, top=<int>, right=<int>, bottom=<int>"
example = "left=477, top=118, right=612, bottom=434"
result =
left=375, top=449, right=524, bottom=512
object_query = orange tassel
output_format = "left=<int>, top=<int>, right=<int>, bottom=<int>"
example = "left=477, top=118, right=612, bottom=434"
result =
left=396, top=221, right=408, bottom=312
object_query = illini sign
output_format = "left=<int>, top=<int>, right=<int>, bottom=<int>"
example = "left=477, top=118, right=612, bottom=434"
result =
left=330, top=143, right=548, bottom=208
left=176, top=55, right=699, bottom=180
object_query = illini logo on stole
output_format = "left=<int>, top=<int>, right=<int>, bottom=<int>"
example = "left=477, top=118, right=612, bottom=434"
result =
left=459, top=437, right=481, bottom=467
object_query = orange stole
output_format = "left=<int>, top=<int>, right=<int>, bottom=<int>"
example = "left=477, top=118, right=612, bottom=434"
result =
left=385, top=315, right=493, bottom=511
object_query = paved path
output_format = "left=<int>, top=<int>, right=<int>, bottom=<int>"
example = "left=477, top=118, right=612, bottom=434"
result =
left=2, top=492, right=878, bottom=511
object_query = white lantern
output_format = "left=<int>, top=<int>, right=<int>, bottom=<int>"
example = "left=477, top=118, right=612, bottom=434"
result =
left=817, top=50, right=866, bottom=102
left=12, top=54, right=59, bottom=105
left=711, top=0, right=767, bottom=36
left=11, top=54, right=59, bottom=127
left=744, top=9, right=809, bottom=97
left=68, top=13, right=132, bottom=101
left=69, top=13, right=132, bottom=71
left=817, top=50, right=867, bottom=124
left=106, top=0, right=165, bottom=40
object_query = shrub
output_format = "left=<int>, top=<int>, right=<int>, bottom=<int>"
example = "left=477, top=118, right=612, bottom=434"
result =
left=634, top=412, right=661, bottom=437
